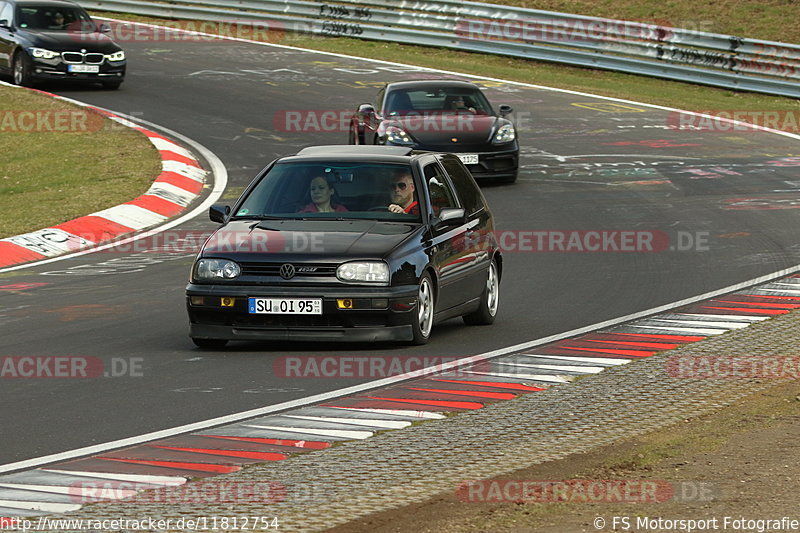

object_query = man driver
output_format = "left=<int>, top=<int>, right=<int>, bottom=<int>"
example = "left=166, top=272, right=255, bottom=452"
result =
left=387, top=171, right=419, bottom=215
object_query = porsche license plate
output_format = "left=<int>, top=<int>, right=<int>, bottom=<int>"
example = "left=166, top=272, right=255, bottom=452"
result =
left=457, top=153, right=479, bottom=165
left=248, top=297, right=322, bottom=314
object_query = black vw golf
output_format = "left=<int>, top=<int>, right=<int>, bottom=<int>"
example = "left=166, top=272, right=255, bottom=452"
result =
left=187, top=146, right=502, bottom=347
left=0, top=0, right=125, bottom=88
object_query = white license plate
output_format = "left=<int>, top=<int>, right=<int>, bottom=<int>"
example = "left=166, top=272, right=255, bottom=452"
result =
left=457, top=153, right=479, bottom=165
left=68, top=64, right=100, bottom=73
left=248, top=297, right=322, bottom=315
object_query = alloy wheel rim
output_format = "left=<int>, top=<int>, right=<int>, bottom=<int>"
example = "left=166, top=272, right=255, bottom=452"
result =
left=487, top=263, right=499, bottom=316
left=418, top=279, right=433, bottom=337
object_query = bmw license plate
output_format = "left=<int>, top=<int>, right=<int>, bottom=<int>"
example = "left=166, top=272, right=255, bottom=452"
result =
left=68, top=64, right=100, bottom=73
left=248, top=297, right=322, bottom=315
left=456, top=153, right=479, bottom=165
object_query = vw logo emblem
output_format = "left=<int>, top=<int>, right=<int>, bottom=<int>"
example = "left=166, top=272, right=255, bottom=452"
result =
left=279, top=263, right=296, bottom=279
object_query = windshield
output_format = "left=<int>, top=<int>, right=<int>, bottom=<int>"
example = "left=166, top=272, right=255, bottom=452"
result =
left=15, top=5, right=95, bottom=31
left=234, top=162, right=423, bottom=222
left=384, top=87, right=493, bottom=116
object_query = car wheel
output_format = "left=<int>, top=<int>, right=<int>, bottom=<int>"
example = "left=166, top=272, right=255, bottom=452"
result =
left=463, top=259, right=499, bottom=325
left=410, top=273, right=435, bottom=344
left=192, top=338, right=228, bottom=349
left=102, top=80, right=122, bottom=90
left=12, top=52, right=33, bottom=87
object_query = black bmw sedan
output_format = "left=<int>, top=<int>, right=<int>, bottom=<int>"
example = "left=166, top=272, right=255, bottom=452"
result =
left=0, top=0, right=125, bottom=88
left=186, top=145, right=502, bottom=348
left=350, top=80, right=519, bottom=183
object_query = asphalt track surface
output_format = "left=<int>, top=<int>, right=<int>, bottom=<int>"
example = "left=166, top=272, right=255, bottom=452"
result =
left=2, top=25, right=800, bottom=466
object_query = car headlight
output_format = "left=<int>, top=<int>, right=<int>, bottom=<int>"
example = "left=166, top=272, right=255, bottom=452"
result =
left=337, top=261, right=389, bottom=285
left=30, top=48, right=60, bottom=60
left=105, top=50, right=125, bottom=62
left=493, top=123, right=516, bottom=144
left=194, top=258, right=241, bottom=281
left=385, top=125, right=413, bottom=145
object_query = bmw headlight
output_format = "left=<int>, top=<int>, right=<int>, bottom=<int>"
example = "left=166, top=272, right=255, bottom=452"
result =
left=337, top=261, right=389, bottom=285
left=105, top=50, right=126, bottom=62
left=385, top=125, right=413, bottom=145
left=493, top=123, right=516, bottom=144
left=194, top=258, right=241, bottom=281
left=30, top=48, right=60, bottom=60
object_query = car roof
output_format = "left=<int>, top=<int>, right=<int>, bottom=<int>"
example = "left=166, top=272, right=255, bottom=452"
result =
left=12, top=0, right=82, bottom=7
left=283, top=145, right=424, bottom=164
left=384, top=79, right=482, bottom=91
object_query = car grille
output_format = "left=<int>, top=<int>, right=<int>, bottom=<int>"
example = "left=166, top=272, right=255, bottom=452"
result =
left=61, top=52, right=105, bottom=64
left=240, top=262, right=338, bottom=278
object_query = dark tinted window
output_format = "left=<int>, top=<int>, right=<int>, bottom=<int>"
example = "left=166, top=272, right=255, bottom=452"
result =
left=439, top=156, right=485, bottom=216
left=424, top=162, right=458, bottom=216
left=15, top=4, right=94, bottom=31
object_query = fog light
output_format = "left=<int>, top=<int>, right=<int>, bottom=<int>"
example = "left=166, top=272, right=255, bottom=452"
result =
left=221, top=297, right=235, bottom=307
left=337, top=299, right=354, bottom=309
left=190, top=296, right=205, bottom=306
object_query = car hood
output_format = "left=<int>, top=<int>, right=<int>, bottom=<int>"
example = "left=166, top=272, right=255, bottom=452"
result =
left=203, top=219, right=421, bottom=261
left=389, top=114, right=500, bottom=146
left=22, top=30, right=121, bottom=52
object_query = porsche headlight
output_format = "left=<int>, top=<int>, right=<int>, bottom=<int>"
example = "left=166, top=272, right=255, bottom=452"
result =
left=385, top=125, right=413, bottom=145
left=30, top=48, right=60, bottom=60
left=194, top=259, right=241, bottom=280
left=493, top=123, right=516, bottom=144
left=337, top=261, right=389, bottom=285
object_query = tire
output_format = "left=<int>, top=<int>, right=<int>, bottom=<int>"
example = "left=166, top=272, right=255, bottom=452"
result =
left=410, top=273, right=435, bottom=345
left=102, top=80, right=122, bottom=90
left=463, top=259, right=500, bottom=326
left=192, top=338, right=228, bottom=349
left=12, top=52, right=33, bottom=87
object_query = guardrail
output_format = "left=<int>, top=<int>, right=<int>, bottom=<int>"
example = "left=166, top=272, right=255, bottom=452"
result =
left=81, top=0, right=800, bottom=98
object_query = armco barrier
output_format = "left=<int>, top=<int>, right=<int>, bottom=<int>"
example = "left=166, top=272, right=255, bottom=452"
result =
left=79, top=0, right=800, bottom=98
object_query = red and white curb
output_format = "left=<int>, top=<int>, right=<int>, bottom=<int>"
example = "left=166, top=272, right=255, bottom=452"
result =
left=0, top=86, right=206, bottom=269
left=0, top=274, right=798, bottom=523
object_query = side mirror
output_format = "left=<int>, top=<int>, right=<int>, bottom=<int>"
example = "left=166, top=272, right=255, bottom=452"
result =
left=209, top=204, right=230, bottom=223
left=435, top=207, right=466, bottom=229
left=0, top=19, right=11, bottom=30
left=98, top=22, right=111, bottom=33
left=498, top=105, right=513, bottom=117
left=358, top=103, right=376, bottom=119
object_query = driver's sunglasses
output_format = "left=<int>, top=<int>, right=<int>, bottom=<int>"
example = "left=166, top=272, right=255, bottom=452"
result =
left=390, top=182, right=409, bottom=190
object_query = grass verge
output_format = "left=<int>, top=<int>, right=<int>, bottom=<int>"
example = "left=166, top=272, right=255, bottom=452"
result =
left=0, top=85, right=160, bottom=239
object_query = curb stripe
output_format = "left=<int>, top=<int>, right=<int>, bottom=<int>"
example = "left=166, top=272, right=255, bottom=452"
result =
left=40, top=470, right=184, bottom=485
left=126, top=196, right=185, bottom=218
left=326, top=407, right=446, bottom=419
left=282, top=415, right=412, bottom=429
left=0, top=243, right=46, bottom=268
left=367, top=397, right=485, bottom=410
left=560, top=346, right=656, bottom=357
left=201, top=436, right=330, bottom=449
left=97, top=458, right=239, bottom=474
left=242, top=425, right=373, bottom=440
left=150, top=446, right=286, bottom=461
left=407, top=387, right=517, bottom=400
left=53, top=216, right=134, bottom=242
left=430, top=379, right=546, bottom=391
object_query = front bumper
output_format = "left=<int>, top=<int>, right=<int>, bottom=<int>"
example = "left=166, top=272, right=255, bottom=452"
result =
left=29, top=57, right=126, bottom=83
left=186, top=283, right=419, bottom=343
